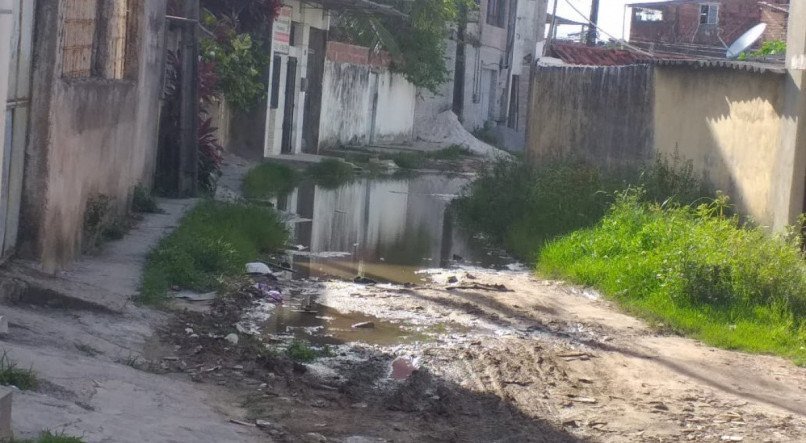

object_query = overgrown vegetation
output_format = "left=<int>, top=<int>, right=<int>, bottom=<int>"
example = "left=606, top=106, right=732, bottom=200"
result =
left=11, top=431, right=85, bottom=443
left=242, top=162, right=301, bottom=199
left=334, top=0, right=475, bottom=92
left=132, top=185, right=161, bottom=214
left=738, top=39, right=787, bottom=60
left=454, top=156, right=710, bottom=260
left=139, top=200, right=287, bottom=304
left=458, top=154, right=806, bottom=362
left=539, top=192, right=806, bottom=363
left=0, top=351, right=37, bottom=390
left=391, top=145, right=473, bottom=169
left=306, top=159, right=357, bottom=188
left=285, top=340, right=332, bottom=362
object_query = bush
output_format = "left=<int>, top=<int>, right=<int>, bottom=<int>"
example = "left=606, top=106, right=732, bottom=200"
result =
left=132, top=185, right=161, bottom=214
left=539, top=192, right=806, bottom=363
left=0, top=351, right=37, bottom=390
left=139, top=200, right=288, bottom=304
left=242, top=162, right=300, bottom=199
left=306, top=159, right=356, bottom=188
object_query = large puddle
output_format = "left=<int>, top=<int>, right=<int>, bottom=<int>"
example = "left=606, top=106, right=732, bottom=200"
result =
left=276, top=173, right=510, bottom=284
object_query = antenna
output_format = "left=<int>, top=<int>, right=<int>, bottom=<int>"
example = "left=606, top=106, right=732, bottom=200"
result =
left=726, top=23, right=767, bottom=59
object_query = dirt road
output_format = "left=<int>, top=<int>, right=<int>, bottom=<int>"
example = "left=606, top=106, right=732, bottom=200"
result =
left=164, top=267, right=806, bottom=442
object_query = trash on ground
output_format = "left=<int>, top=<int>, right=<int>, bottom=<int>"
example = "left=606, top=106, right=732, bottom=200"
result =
left=174, top=291, right=217, bottom=301
left=390, top=356, right=420, bottom=380
left=253, top=282, right=283, bottom=304
left=351, top=321, right=375, bottom=329
left=225, top=333, right=239, bottom=345
left=246, top=262, right=272, bottom=275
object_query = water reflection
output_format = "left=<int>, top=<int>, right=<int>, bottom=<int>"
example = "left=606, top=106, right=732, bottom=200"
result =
left=279, top=174, right=508, bottom=283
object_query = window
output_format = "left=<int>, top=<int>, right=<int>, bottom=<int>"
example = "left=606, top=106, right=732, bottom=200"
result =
left=700, top=4, right=718, bottom=25
left=270, top=55, right=282, bottom=109
left=635, top=8, right=663, bottom=22
left=62, top=0, right=136, bottom=79
left=486, top=0, right=506, bottom=28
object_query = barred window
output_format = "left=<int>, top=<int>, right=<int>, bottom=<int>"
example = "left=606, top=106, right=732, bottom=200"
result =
left=62, top=0, right=136, bottom=80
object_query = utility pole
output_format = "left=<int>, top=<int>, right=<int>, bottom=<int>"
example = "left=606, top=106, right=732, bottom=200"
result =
left=586, top=0, right=600, bottom=46
left=178, top=0, right=200, bottom=196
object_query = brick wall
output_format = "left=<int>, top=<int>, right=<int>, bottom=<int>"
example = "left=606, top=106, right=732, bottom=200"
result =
left=325, top=41, right=391, bottom=68
left=630, top=1, right=788, bottom=49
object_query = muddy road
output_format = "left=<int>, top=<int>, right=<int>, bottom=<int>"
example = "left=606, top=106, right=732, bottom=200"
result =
left=162, top=171, right=806, bottom=442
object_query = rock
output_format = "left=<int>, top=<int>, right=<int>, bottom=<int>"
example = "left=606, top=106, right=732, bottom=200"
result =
left=255, top=419, right=273, bottom=429
left=562, top=419, right=581, bottom=428
left=447, top=276, right=459, bottom=284
left=225, top=333, right=239, bottom=345
left=569, top=396, right=597, bottom=404
left=353, top=276, right=377, bottom=285
left=351, top=321, right=375, bottom=329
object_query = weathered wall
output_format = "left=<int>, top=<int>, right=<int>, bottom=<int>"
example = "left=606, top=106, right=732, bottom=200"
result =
left=526, top=65, right=654, bottom=168
left=318, top=42, right=415, bottom=149
left=20, top=0, right=167, bottom=271
left=654, top=67, right=785, bottom=224
left=526, top=61, right=798, bottom=227
left=0, top=0, right=11, bottom=153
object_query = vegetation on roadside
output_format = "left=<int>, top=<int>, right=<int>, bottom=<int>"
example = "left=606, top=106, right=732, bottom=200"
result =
left=139, top=200, right=287, bottom=305
left=540, top=192, right=806, bottom=363
left=242, top=162, right=301, bottom=199
left=305, top=159, right=357, bottom=188
left=390, top=145, right=473, bottom=170
left=10, top=431, right=85, bottom=443
left=285, top=340, right=333, bottom=363
left=0, top=351, right=37, bottom=390
left=132, top=185, right=161, bottom=214
left=457, top=154, right=806, bottom=362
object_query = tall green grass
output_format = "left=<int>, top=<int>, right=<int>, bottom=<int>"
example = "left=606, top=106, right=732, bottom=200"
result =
left=539, top=192, right=806, bottom=363
left=139, top=200, right=288, bottom=304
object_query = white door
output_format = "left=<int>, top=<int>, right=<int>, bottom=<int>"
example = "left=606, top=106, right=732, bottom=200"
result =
left=0, top=0, right=34, bottom=260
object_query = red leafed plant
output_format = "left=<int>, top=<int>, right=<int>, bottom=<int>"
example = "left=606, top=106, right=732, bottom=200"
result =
left=198, top=116, right=224, bottom=192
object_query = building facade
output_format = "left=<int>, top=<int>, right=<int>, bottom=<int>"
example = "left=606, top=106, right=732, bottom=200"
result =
left=628, top=0, right=789, bottom=57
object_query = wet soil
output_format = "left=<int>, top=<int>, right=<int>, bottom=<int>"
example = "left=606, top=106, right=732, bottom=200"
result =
left=160, top=268, right=806, bottom=442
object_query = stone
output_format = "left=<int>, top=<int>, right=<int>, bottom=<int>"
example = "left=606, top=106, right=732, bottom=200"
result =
left=305, top=432, right=327, bottom=442
left=224, top=333, right=239, bottom=345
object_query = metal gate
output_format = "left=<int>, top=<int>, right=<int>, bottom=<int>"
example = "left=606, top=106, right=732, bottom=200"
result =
left=0, top=0, right=34, bottom=260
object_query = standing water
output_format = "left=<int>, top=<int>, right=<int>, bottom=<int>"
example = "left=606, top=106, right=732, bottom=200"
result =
left=276, top=173, right=510, bottom=284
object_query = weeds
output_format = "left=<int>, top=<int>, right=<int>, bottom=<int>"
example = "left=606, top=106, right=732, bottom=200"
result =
left=132, top=185, right=161, bottom=213
left=539, top=191, right=806, bottom=363
left=0, top=351, right=37, bottom=390
left=11, top=431, right=85, bottom=443
left=306, top=159, right=356, bottom=188
left=285, top=340, right=331, bottom=362
left=242, top=162, right=300, bottom=199
left=392, top=145, right=473, bottom=169
left=139, top=200, right=288, bottom=304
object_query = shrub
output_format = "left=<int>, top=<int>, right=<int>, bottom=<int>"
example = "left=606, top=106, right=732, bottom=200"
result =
left=0, top=351, right=37, bottom=390
left=306, top=159, right=356, bottom=188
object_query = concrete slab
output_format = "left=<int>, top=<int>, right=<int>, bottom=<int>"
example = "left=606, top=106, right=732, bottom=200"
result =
left=0, top=198, right=197, bottom=313
left=0, top=388, right=11, bottom=442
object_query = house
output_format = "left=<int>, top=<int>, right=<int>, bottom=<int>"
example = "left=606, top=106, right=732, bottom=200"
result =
left=628, top=0, right=789, bottom=57
left=416, top=0, right=549, bottom=151
left=0, top=0, right=169, bottom=271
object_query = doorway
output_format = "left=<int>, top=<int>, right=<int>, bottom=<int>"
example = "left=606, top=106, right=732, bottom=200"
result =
left=281, top=57, right=298, bottom=154
left=302, top=28, right=325, bottom=154
left=0, top=1, right=34, bottom=261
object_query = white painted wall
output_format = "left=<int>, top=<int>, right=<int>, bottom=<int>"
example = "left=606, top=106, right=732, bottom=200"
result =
left=0, top=0, right=13, bottom=156
left=318, top=60, right=415, bottom=149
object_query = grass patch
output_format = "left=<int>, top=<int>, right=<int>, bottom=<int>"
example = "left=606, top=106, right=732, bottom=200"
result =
left=139, top=200, right=288, bottom=304
left=242, top=162, right=301, bottom=199
left=0, top=351, right=37, bottom=390
left=285, top=340, right=332, bottom=362
left=305, top=158, right=355, bottom=188
left=539, top=192, right=806, bottom=364
left=392, top=145, right=474, bottom=170
left=11, top=431, right=85, bottom=443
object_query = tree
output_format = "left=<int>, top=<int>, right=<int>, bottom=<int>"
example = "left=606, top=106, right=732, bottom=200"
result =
left=333, top=0, right=475, bottom=93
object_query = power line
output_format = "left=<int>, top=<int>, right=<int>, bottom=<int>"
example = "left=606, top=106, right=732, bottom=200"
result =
left=560, top=0, right=655, bottom=57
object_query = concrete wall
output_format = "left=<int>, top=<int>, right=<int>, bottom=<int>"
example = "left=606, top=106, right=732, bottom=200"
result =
left=525, top=62, right=800, bottom=228
left=20, top=0, right=167, bottom=271
left=654, top=66, right=785, bottom=224
left=526, top=65, right=654, bottom=168
left=0, top=0, right=11, bottom=158
left=318, top=42, right=416, bottom=149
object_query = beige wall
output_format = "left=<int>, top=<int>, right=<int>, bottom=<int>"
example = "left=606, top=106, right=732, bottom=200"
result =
left=20, top=0, right=167, bottom=271
left=654, top=67, right=785, bottom=226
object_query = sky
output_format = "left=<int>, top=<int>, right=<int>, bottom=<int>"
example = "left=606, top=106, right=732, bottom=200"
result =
left=548, top=0, right=669, bottom=41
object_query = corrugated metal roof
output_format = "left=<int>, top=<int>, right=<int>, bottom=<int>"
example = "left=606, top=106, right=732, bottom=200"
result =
left=651, top=58, right=786, bottom=74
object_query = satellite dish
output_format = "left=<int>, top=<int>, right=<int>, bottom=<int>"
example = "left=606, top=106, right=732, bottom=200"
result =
left=726, top=23, right=767, bottom=59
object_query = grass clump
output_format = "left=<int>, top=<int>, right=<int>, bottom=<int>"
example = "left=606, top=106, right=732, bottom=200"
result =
left=306, top=158, right=356, bottom=188
left=10, top=431, right=85, bottom=443
left=539, top=191, right=806, bottom=363
left=392, top=145, right=473, bottom=170
left=285, top=340, right=332, bottom=362
left=0, top=351, right=37, bottom=390
left=132, top=185, right=161, bottom=213
left=242, top=162, right=300, bottom=199
left=139, top=200, right=288, bottom=304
